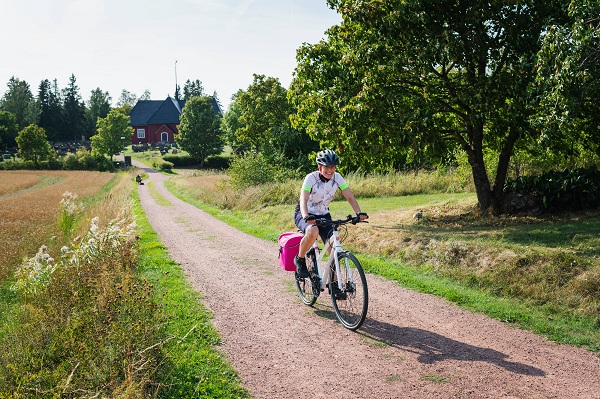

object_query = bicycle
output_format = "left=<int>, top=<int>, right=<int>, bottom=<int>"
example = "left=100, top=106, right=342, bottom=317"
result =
left=295, top=214, right=369, bottom=330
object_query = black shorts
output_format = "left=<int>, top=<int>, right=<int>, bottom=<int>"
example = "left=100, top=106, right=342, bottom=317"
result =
left=294, top=209, right=333, bottom=244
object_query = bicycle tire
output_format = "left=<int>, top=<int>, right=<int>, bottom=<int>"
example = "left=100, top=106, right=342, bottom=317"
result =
left=295, top=249, right=319, bottom=306
left=330, top=251, right=368, bottom=330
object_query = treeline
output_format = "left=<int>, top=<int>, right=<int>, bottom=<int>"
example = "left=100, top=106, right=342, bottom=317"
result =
left=0, top=75, right=208, bottom=151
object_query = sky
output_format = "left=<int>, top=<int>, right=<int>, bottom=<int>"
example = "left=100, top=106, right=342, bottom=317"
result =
left=0, top=0, right=341, bottom=110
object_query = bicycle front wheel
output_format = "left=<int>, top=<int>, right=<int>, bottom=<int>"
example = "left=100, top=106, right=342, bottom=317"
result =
left=295, top=249, right=319, bottom=306
left=330, top=252, right=368, bottom=330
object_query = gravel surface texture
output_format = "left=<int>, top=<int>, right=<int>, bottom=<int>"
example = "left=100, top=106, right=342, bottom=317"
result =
left=136, top=162, right=600, bottom=399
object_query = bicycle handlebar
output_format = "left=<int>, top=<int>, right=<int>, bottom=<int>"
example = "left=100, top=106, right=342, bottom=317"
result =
left=315, top=214, right=369, bottom=227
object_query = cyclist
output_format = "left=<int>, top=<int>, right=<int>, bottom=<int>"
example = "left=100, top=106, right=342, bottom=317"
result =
left=294, top=149, right=368, bottom=278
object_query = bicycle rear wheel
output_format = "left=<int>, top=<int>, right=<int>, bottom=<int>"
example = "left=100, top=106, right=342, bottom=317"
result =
left=295, top=249, right=319, bottom=306
left=330, top=251, right=368, bottom=330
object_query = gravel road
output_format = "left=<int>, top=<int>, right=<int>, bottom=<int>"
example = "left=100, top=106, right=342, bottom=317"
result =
left=136, top=162, right=600, bottom=399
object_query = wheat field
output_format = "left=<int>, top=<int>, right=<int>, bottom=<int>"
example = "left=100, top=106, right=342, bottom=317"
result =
left=0, top=170, right=114, bottom=278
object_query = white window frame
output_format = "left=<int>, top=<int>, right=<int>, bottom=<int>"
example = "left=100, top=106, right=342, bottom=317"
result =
left=161, top=132, right=168, bottom=142
left=137, top=128, right=145, bottom=139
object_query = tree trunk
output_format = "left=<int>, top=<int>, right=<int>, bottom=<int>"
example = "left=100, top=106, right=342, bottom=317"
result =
left=491, top=125, right=521, bottom=213
left=466, top=117, right=494, bottom=213
left=471, top=157, right=493, bottom=213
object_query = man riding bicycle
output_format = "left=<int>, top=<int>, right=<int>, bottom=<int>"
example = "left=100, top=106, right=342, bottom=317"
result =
left=293, top=149, right=368, bottom=278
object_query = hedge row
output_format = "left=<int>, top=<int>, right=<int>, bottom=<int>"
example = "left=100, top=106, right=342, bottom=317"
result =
left=505, top=167, right=600, bottom=211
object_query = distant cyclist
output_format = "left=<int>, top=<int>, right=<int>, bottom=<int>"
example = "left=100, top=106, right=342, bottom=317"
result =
left=293, top=149, right=368, bottom=278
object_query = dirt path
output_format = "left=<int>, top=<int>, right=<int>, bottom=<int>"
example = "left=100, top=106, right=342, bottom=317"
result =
left=135, top=162, right=600, bottom=399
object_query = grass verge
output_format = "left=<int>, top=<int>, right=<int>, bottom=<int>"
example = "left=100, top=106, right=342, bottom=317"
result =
left=131, top=188, right=251, bottom=398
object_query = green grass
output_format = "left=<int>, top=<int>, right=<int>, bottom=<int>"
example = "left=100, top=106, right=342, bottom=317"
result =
left=164, top=177, right=600, bottom=354
left=131, top=190, right=251, bottom=398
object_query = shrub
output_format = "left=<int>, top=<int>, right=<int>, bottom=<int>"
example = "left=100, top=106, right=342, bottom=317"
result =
left=505, top=167, right=600, bottom=211
left=152, top=159, right=174, bottom=171
left=227, top=152, right=294, bottom=189
left=162, top=153, right=197, bottom=167
left=203, top=154, right=231, bottom=170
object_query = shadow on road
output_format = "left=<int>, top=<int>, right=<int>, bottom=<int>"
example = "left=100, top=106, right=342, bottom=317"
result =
left=358, top=318, right=545, bottom=376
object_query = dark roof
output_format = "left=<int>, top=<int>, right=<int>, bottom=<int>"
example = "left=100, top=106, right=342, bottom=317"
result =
left=129, top=97, right=184, bottom=126
left=129, top=96, right=223, bottom=126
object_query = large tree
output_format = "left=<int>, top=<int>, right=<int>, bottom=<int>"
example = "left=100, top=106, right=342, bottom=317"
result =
left=116, top=90, right=138, bottom=113
left=0, top=77, right=37, bottom=130
left=62, top=74, right=86, bottom=142
left=235, top=74, right=287, bottom=152
left=0, top=110, right=18, bottom=150
left=38, top=79, right=64, bottom=141
left=85, top=88, right=112, bottom=138
left=176, top=96, right=223, bottom=168
left=91, top=109, right=130, bottom=161
left=16, top=124, right=53, bottom=164
left=290, top=0, right=569, bottom=213
left=183, top=79, right=205, bottom=100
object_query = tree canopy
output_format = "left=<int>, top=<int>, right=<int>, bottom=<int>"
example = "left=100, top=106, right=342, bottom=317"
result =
left=289, top=0, right=570, bottom=212
left=0, top=77, right=37, bottom=131
left=534, top=0, right=600, bottom=162
left=0, top=110, right=18, bottom=150
left=91, top=109, right=130, bottom=161
left=37, top=79, right=64, bottom=142
left=176, top=96, right=223, bottom=167
left=85, top=88, right=112, bottom=138
left=183, top=79, right=205, bottom=100
left=62, top=74, right=86, bottom=142
left=16, top=124, right=53, bottom=164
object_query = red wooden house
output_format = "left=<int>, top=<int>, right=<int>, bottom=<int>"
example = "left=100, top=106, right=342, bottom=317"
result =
left=129, top=96, right=222, bottom=144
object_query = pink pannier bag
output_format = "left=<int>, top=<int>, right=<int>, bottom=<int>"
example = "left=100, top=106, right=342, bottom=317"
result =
left=278, top=231, right=303, bottom=271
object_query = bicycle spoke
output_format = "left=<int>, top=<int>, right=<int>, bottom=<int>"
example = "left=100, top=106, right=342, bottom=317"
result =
left=330, top=252, right=368, bottom=330
left=295, top=249, right=319, bottom=306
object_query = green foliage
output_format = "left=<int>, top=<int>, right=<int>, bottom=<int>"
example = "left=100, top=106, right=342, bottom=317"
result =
left=152, top=159, right=174, bottom=171
left=1, top=213, right=163, bottom=396
left=91, top=109, right=130, bottom=161
left=85, top=87, right=112, bottom=138
left=505, top=168, right=600, bottom=211
left=162, top=153, right=197, bottom=167
left=61, top=74, right=86, bottom=142
left=290, top=0, right=569, bottom=211
left=176, top=96, right=223, bottom=167
left=183, top=79, right=205, bottom=100
left=37, top=79, right=64, bottom=141
left=15, top=124, right=53, bottom=164
left=533, top=0, right=600, bottom=155
left=227, top=152, right=294, bottom=189
left=232, top=74, right=288, bottom=151
left=224, top=74, right=318, bottom=169
left=0, top=110, right=18, bottom=150
left=0, top=76, right=37, bottom=130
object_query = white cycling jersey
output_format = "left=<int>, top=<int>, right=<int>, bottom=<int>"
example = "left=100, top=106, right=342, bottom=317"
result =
left=301, top=171, right=349, bottom=215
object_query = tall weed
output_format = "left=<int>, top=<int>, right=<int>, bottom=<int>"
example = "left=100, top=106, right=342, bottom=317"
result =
left=0, top=174, right=164, bottom=397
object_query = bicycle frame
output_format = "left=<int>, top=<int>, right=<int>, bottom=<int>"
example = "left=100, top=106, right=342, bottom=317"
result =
left=310, top=227, right=349, bottom=292
left=295, top=214, right=369, bottom=330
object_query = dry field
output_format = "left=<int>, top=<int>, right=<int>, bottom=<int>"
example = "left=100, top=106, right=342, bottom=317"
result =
left=0, top=170, right=114, bottom=279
